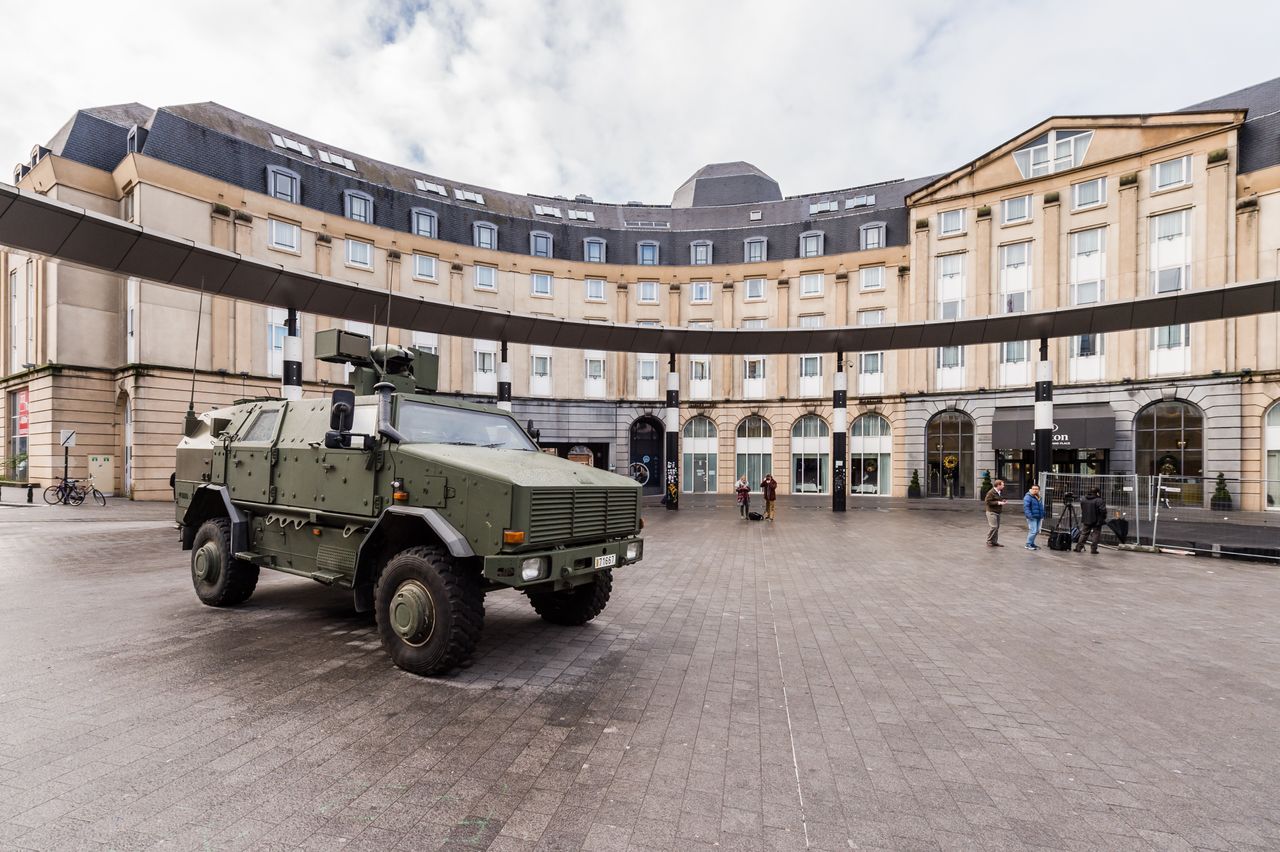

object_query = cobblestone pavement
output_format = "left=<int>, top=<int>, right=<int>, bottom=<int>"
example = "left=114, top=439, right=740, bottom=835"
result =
left=1, top=498, right=1278, bottom=851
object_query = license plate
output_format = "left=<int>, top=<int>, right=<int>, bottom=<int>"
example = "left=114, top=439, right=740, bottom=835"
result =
left=594, top=554, right=616, bottom=569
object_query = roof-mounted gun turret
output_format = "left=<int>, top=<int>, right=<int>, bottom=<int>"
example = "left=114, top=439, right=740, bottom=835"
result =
left=315, top=329, right=439, bottom=395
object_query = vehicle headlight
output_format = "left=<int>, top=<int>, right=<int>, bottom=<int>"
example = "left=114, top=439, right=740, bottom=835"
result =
left=625, top=542, right=640, bottom=561
left=520, top=557, right=546, bottom=581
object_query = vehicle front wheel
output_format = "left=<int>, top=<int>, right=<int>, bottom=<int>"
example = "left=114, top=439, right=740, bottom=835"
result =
left=526, top=569, right=612, bottom=626
left=374, top=546, right=484, bottom=676
left=43, top=485, right=62, bottom=505
left=190, top=518, right=259, bottom=606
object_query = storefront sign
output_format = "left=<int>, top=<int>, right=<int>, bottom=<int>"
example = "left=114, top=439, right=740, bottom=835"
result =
left=16, top=389, right=29, bottom=436
left=991, top=403, right=1115, bottom=450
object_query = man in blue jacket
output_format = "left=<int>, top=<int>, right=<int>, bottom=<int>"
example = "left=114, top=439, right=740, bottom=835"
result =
left=1023, top=484, right=1045, bottom=551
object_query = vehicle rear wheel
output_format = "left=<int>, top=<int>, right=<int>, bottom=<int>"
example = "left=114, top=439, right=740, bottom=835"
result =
left=526, top=569, right=613, bottom=626
left=43, top=485, right=62, bottom=505
left=91, top=488, right=106, bottom=507
left=191, top=518, right=259, bottom=606
left=374, top=545, right=484, bottom=676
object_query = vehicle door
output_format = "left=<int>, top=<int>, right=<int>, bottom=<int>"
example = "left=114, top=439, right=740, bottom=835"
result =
left=227, top=403, right=285, bottom=503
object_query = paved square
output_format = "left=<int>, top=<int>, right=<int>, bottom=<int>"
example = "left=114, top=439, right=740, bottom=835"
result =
left=1, top=498, right=1278, bottom=851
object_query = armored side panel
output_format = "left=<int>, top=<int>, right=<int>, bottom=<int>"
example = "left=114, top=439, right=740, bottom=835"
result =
left=411, top=349, right=439, bottom=393
left=316, top=328, right=372, bottom=363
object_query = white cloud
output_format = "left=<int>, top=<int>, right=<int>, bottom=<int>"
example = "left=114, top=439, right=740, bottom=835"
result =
left=1, top=0, right=1276, bottom=201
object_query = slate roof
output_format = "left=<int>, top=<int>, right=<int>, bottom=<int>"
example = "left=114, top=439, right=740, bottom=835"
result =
left=671, top=161, right=782, bottom=208
left=1181, top=76, right=1280, bottom=174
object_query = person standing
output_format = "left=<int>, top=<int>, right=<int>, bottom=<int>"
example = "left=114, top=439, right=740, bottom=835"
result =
left=1076, top=487, right=1107, bottom=554
left=735, top=475, right=751, bottom=519
left=984, top=478, right=1008, bottom=547
left=1022, top=484, right=1045, bottom=550
left=760, top=473, right=778, bottom=521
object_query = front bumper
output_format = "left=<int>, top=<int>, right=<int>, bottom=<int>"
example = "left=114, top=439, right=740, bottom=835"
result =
left=483, top=536, right=644, bottom=590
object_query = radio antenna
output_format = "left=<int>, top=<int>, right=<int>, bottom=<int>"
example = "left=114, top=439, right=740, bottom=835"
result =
left=384, top=271, right=394, bottom=361
left=183, top=276, right=207, bottom=436
left=371, top=305, right=385, bottom=378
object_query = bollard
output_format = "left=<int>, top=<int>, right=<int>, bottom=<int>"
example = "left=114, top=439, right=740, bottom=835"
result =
left=27, top=483, right=34, bottom=503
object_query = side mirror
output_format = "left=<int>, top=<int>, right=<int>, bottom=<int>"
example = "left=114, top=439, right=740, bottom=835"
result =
left=329, top=389, right=355, bottom=432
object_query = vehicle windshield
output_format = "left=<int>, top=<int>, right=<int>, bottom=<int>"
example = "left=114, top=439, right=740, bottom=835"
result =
left=397, top=400, right=538, bottom=450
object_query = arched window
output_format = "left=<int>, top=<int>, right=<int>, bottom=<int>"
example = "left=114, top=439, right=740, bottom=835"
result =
left=1267, top=403, right=1280, bottom=509
left=682, top=416, right=717, bottom=493
left=1135, top=400, right=1203, bottom=479
left=850, top=413, right=891, bottom=495
left=790, top=415, right=830, bottom=494
left=926, top=410, right=974, bottom=497
left=735, top=416, right=773, bottom=492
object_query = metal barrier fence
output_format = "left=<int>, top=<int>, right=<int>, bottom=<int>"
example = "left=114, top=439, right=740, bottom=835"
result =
left=1040, top=473, right=1280, bottom=563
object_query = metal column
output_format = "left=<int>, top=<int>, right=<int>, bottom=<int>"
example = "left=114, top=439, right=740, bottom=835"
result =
left=497, top=341, right=512, bottom=412
left=832, top=353, right=847, bottom=512
left=281, top=309, right=302, bottom=400
left=665, top=353, right=679, bottom=511
left=1034, top=337, right=1053, bottom=480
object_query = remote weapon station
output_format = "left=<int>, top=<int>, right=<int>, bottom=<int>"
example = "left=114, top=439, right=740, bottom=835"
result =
left=174, top=330, right=644, bottom=676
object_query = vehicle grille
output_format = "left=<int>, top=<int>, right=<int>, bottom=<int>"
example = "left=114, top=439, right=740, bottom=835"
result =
left=528, top=488, right=639, bottom=545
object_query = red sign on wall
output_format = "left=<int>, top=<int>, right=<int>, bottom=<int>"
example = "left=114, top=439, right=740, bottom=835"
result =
left=16, top=388, right=29, bottom=436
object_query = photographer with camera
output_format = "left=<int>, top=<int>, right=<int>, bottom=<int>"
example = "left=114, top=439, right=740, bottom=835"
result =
left=1075, top=487, right=1107, bottom=555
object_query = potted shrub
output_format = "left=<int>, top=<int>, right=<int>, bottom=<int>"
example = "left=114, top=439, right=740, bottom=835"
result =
left=908, top=469, right=922, bottom=499
left=1210, top=473, right=1233, bottom=511
left=979, top=470, right=993, bottom=500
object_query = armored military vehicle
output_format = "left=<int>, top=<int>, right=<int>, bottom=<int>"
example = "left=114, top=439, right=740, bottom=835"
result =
left=174, top=330, right=643, bottom=676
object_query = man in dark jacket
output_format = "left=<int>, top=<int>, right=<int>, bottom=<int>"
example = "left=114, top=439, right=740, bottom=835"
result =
left=984, top=479, right=1008, bottom=547
left=1075, top=487, right=1107, bottom=554
left=760, top=474, right=778, bottom=521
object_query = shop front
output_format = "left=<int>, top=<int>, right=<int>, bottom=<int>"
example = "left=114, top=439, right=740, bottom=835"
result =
left=991, top=403, right=1116, bottom=497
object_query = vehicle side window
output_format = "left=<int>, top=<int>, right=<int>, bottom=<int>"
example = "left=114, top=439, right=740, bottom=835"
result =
left=240, top=410, right=279, bottom=442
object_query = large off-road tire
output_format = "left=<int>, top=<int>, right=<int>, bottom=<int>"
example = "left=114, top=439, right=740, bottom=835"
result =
left=190, top=518, right=259, bottom=606
left=526, top=569, right=613, bottom=626
left=374, top=545, right=484, bottom=676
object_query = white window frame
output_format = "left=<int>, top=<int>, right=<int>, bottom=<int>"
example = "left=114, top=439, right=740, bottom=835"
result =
left=585, top=278, right=606, bottom=302
left=690, top=241, right=712, bottom=265
left=936, top=253, right=965, bottom=320
left=268, top=218, right=300, bottom=253
left=1001, top=195, right=1031, bottom=225
left=411, top=207, right=437, bottom=238
left=265, top=165, right=300, bottom=204
left=691, top=281, right=711, bottom=304
left=413, top=253, right=438, bottom=281
left=1150, top=209, right=1191, bottom=295
left=474, top=263, right=497, bottom=291
left=744, top=277, right=765, bottom=301
left=859, top=222, right=886, bottom=250
left=799, top=231, right=824, bottom=258
left=343, top=190, right=373, bottom=224
left=266, top=307, right=287, bottom=378
left=939, top=209, right=965, bottom=237
left=1152, top=155, right=1192, bottom=193
left=998, top=241, right=1032, bottom=314
left=345, top=238, right=373, bottom=269
left=530, top=272, right=553, bottom=297
left=799, top=273, right=824, bottom=297
left=530, top=231, right=553, bottom=258
left=637, top=241, right=659, bottom=265
left=473, top=222, right=497, bottom=251
left=858, top=309, right=885, bottom=326
left=1013, top=129, right=1094, bottom=178
left=1070, top=228, right=1106, bottom=306
left=637, top=280, right=659, bottom=304
left=858, top=266, right=885, bottom=291
left=583, top=237, right=606, bottom=263
left=744, top=238, right=766, bottom=263
left=1072, top=177, right=1106, bottom=210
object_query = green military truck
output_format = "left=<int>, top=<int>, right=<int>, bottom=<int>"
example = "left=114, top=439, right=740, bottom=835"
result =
left=174, top=330, right=643, bottom=676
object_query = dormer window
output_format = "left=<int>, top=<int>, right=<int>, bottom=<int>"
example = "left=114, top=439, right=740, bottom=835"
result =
left=1013, top=129, right=1093, bottom=179
left=266, top=166, right=301, bottom=204
left=343, top=190, right=373, bottom=223
left=411, top=208, right=437, bottom=238
left=530, top=231, right=553, bottom=258
left=690, top=240, right=712, bottom=265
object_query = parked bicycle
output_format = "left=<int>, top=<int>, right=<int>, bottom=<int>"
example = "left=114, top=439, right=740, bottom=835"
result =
left=42, top=476, right=106, bottom=506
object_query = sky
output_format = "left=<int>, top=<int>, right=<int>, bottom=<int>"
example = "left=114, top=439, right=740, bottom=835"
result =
left=2, top=0, right=1278, bottom=204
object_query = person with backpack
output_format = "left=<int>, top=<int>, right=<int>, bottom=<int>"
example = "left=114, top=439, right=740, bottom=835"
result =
left=759, top=473, right=778, bottom=521
left=735, top=475, right=751, bottom=520
left=1022, top=484, right=1045, bottom=550
left=1076, top=487, right=1107, bottom=554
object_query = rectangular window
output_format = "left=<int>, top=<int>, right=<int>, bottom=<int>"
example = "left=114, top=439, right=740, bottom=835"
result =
left=939, top=209, right=965, bottom=236
left=638, top=243, right=658, bottom=265
left=345, top=238, right=372, bottom=268
left=1070, top=228, right=1105, bottom=305
left=474, top=223, right=497, bottom=250
left=799, top=314, right=823, bottom=329
left=531, top=355, right=551, bottom=377
left=411, top=331, right=438, bottom=354
left=858, top=309, right=885, bottom=326
left=745, top=278, right=765, bottom=300
left=846, top=194, right=876, bottom=209
left=691, top=281, right=711, bottom=303
left=999, top=242, right=1031, bottom=312
left=531, top=233, right=552, bottom=258
left=455, top=189, right=485, bottom=204
left=346, top=194, right=372, bottom=223
left=937, top=346, right=963, bottom=368
left=937, top=253, right=964, bottom=319
left=585, top=278, right=605, bottom=302
left=122, top=190, right=135, bottom=222
left=1002, top=340, right=1028, bottom=363
left=1152, top=155, right=1192, bottom=191
left=267, top=307, right=287, bottom=377
left=415, top=179, right=446, bottom=196
left=1150, top=210, right=1190, bottom=293
left=411, top=209, right=437, bottom=238
left=800, top=354, right=821, bottom=378
left=533, top=204, right=562, bottom=217
left=809, top=200, right=839, bottom=215
left=585, top=357, right=605, bottom=381
left=268, top=218, right=300, bottom=252
left=568, top=209, right=595, bottom=221
left=1154, top=324, right=1189, bottom=349
left=859, top=352, right=883, bottom=374
left=413, top=254, right=437, bottom=280
left=690, top=358, right=711, bottom=382
left=475, top=350, right=496, bottom=373
left=799, top=273, right=823, bottom=297
left=475, top=264, right=497, bottom=291
left=1072, top=178, right=1106, bottom=210
left=639, top=358, right=658, bottom=381
left=268, top=168, right=299, bottom=203
left=859, top=224, right=885, bottom=250
left=742, top=318, right=766, bottom=329
left=691, top=243, right=711, bottom=265
left=1001, top=195, right=1031, bottom=224
left=745, top=239, right=765, bottom=263
left=638, top=280, right=658, bottom=303
left=800, top=233, right=823, bottom=258
left=531, top=272, right=552, bottom=296
left=744, top=356, right=766, bottom=379
left=858, top=266, right=884, bottom=291
left=584, top=239, right=605, bottom=263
